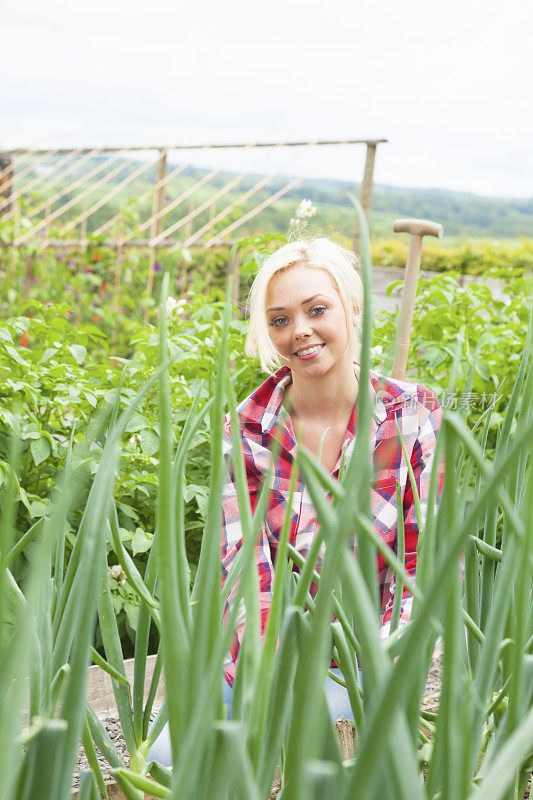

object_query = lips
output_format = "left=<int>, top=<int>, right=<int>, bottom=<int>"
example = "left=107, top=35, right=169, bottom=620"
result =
left=294, top=343, right=325, bottom=358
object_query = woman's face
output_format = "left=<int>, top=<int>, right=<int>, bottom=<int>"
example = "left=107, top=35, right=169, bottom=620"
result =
left=265, top=264, right=355, bottom=379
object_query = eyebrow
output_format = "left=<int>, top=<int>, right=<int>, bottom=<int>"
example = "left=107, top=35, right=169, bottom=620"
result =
left=266, top=294, right=329, bottom=313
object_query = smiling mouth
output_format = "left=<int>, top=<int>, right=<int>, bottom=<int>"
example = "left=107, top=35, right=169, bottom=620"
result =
left=294, top=343, right=325, bottom=357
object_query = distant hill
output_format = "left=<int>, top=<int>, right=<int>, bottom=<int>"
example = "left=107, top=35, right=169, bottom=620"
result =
left=12, top=155, right=533, bottom=241
left=246, top=173, right=533, bottom=239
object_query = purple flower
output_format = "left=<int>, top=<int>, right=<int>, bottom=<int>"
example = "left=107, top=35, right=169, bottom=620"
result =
left=154, top=261, right=162, bottom=272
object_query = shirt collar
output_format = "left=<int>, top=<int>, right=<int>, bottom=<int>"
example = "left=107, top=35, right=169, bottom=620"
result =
left=261, top=363, right=389, bottom=436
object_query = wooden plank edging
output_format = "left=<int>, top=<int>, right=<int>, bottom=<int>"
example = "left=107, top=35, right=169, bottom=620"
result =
left=86, top=654, right=164, bottom=719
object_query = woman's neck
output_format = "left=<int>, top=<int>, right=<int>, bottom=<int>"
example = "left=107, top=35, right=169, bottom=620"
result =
left=285, top=363, right=359, bottom=424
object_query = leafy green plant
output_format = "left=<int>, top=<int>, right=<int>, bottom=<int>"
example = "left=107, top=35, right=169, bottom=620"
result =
left=373, top=270, right=532, bottom=441
left=0, top=294, right=264, bottom=646
left=2, top=200, right=532, bottom=800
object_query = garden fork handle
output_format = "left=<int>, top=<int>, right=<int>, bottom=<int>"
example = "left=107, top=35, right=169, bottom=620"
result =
left=391, top=218, right=444, bottom=380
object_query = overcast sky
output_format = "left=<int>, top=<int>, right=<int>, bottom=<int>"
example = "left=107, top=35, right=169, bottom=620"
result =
left=3, top=0, right=532, bottom=198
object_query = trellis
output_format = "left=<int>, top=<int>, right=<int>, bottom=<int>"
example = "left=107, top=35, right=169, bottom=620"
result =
left=0, top=139, right=386, bottom=309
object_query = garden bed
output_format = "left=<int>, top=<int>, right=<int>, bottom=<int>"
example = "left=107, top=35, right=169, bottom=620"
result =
left=71, top=647, right=447, bottom=797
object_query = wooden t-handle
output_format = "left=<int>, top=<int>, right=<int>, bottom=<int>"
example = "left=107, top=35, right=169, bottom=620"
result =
left=393, top=218, right=444, bottom=238
left=391, top=218, right=444, bottom=380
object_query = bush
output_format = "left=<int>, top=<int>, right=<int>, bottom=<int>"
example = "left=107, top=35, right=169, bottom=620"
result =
left=0, top=294, right=263, bottom=645
left=371, top=237, right=533, bottom=278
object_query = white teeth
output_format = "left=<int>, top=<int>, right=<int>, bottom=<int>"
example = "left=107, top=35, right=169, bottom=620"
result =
left=297, top=344, right=323, bottom=356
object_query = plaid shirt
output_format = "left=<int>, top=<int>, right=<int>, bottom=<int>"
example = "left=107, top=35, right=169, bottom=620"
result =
left=221, top=363, right=443, bottom=687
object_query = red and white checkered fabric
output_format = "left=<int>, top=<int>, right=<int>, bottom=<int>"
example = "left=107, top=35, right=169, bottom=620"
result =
left=221, top=363, right=443, bottom=686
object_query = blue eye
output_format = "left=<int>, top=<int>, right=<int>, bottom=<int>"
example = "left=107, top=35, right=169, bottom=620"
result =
left=270, top=316, right=288, bottom=327
left=310, top=305, right=326, bottom=315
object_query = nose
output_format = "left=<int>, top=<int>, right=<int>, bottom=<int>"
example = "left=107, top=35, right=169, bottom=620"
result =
left=293, top=312, right=313, bottom=339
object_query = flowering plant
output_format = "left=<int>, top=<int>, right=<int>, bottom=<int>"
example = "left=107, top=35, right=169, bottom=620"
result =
left=288, top=198, right=318, bottom=239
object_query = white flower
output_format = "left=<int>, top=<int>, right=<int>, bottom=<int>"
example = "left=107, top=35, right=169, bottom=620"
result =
left=166, top=296, right=179, bottom=316
left=371, top=345, right=383, bottom=359
left=109, top=565, right=127, bottom=586
left=296, top=199, right=317, bottom=219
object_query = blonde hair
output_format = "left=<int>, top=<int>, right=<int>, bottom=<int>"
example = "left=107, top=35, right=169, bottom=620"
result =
left=245, top=237, right=363, bottom=373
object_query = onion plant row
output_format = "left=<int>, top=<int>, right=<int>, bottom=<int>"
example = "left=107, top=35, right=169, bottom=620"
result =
left=1, top=205, right=532, bottom=800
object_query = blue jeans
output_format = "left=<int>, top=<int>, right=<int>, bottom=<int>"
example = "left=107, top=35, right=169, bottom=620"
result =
left=147, top=668, right=354, bottom=767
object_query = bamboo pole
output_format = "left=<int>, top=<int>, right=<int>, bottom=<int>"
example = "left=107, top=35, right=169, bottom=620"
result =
left=92, top=160, right=190, bottom=238
left=185, top=198, right=194, bottom=240
left=154, top=149, right=168, bottom=238
left=3, top=138, right=387, bottom=156
left=204, top=173, right=305, bottom=247
left=113, top=209, right=125, bottom=345
left=80, top=201, right=88, bottom=249
left=77, top=202, right=89, bottom=327
left=186, top=167, right=281, bottom=248
left=41, top=200, right=52, bottom=281
left=144, top=248, right=156, bottom=324
left=114, top=209, right=125, bottom=309
left=151, top=166, right=250, bottom=246
left=60, top=157, right=154, bottom=236
left=134, top=142, right=261, bottom=243
left=26, top=148, right=101, bottom=219
left=0, top=151, right=63, bottom=213
left=139, top=164, right=225, bottom=239
left=16, top=155, right=130, bottom=245
left=144, top=151, right=168, bottom=322
left=207, top=199, right=216, bottom=239
left=13, top=198, right=21, bottom=244
left=1, top=237, right=239, bottom=250
left=1, top=149, right=84, bottom=217
left=44, top=200, right=51, bottom=240
left=352, top=142, right=377, bottom=255
left=26, top=151, right=124, bottom=227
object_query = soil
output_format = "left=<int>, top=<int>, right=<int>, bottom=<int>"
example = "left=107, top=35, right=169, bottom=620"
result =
left=72, top=655, right=531, bottom=799
left=73, top=717, right=131, bottom=790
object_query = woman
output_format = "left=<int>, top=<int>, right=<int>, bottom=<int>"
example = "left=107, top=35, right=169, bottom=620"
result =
left=148, top=236, right=442, bottom=765
left=220, top=236, right=443, bottom=707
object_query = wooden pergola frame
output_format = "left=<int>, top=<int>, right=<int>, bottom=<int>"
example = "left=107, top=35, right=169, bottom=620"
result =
left=0, top=138, right=386, bottom=247
left=0, top=137, right=387, bottom=316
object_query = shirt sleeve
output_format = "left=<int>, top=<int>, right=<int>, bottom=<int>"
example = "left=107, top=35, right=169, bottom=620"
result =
left=220, top=415, right=275, bottom=687
left=380, top=395, right=444, bottom=639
